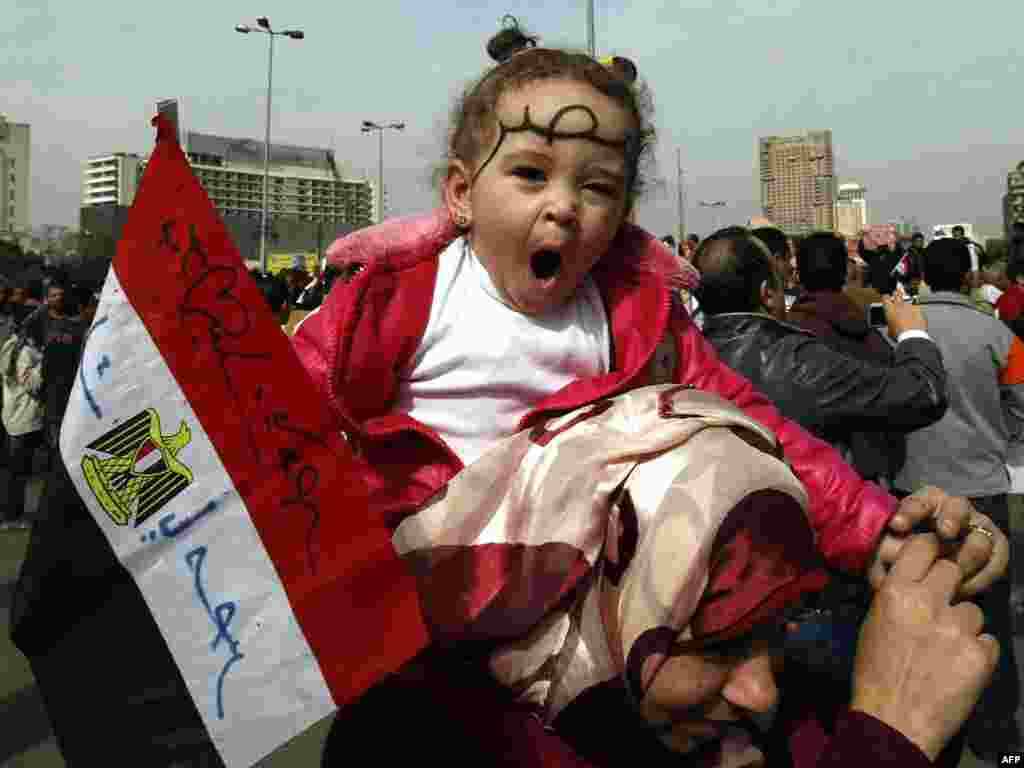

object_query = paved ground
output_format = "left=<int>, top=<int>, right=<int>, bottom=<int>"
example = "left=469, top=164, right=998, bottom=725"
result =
left=2, top=469, right=1021, bottom=767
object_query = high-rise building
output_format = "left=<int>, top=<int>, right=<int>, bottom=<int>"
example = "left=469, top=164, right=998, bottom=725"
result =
left=0, top=115, right=31, bottom=237
left=82, top=153, right=142, bottom=208
left=834, top=182, right=867, bottom=238
left=759, top=130, right=836, bottom=236
left=1004, top=160, right=1024, bottom=238
left=179, top=132, right=373, bottom=229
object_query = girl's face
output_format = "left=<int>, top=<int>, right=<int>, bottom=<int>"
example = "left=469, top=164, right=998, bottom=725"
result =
left=447, top=78, right=633, bottom=316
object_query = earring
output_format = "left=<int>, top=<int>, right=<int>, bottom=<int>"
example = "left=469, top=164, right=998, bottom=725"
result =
left=455, top=213, right=470, bottom=229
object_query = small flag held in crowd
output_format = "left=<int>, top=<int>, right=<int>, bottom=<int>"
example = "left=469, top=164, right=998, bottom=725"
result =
left=39, top=113, right=429, bottom=767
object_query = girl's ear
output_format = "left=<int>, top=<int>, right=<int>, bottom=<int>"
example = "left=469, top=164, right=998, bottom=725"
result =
left=444, top=159, right=474, bottom=229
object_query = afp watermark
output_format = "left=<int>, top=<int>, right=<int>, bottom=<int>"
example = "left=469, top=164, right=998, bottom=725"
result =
left=1001, top=752, right=1024, bottom=764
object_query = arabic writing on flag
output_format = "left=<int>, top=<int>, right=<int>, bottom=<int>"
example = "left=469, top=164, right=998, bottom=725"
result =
left=59, top=114, right=428, bottom=767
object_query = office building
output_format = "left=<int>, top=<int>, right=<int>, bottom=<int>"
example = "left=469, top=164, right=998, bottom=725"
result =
left=132, top=131, right=372, bottom=267
left=759, top=130, right=836, bottom=236
left=181, top=132, right=373, bottom=229
left=0, top=115, right=31, bottom=237
left=834, top=182, right=867, bottom=238
left=1005, top=160, right=1024, bottom=238
left=82, top=153, right=142, bottom=208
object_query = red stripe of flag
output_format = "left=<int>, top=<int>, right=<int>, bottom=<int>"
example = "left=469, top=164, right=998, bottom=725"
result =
left=113, top=114, right=429, bottom=706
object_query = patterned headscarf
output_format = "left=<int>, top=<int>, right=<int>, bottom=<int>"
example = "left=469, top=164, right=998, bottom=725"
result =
left=393, top=384, right=827, bottom=762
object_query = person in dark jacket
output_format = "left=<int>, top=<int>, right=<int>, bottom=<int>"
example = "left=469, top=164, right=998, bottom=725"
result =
left=860, top=235, right=902, bottom=296
left=751, top=226, right=798, bottom=313
left=693, top=227, right=953, bottom=738
left=695, top=228, right=947, bottom=456
left=905, top=232, right=927, bottom=291
left=787, top=232, right=908, bottom=484
left=34, top=279, right=84, bottom=438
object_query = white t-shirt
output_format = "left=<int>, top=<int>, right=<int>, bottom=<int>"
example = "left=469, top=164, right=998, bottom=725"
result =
left=395, top=237, right=611, bottom=466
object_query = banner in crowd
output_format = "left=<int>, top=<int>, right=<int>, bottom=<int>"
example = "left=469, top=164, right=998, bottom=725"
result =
left=57, top=114, right=428, bottom=767
left=268, top=251, right=319, bottom=274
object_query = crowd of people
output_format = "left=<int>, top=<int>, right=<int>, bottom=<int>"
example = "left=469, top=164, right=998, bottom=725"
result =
left=6, top=16, right=1021, bottom=768
left=675, top=225, right=1022, bottom=762
left=0, top=274, right=97, bottom=530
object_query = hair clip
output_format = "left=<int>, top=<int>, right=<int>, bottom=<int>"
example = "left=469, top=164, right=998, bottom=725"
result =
left=487, top=15, right=538, bottom=63
left=598, top=55, right=638, bottom=85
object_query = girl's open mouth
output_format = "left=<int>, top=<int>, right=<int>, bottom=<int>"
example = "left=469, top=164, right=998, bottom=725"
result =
left=531, top=249, right=563, bottom=280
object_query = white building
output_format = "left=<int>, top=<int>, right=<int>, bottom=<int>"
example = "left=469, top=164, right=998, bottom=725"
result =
left=176, top=132, right=374, bottom=229
left=82, top=153, right=142, bottom=208
left=834, top=182, right=867, bottom=238
left=0, top=115, right=31, bottom=237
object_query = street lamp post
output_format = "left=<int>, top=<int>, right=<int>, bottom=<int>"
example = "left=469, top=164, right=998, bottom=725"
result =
left=361, top=121, right=405, bottom=224
left=586, top=0, right=596, bottom=57
left=699, top=200, right=727, bottom=232
left=676, top=149, right=686, bottom=247
left=236, top=17, right=305, bottom=274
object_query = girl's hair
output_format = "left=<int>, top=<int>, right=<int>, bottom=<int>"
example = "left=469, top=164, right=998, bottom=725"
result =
left=434, top=18, right=656, bottom=216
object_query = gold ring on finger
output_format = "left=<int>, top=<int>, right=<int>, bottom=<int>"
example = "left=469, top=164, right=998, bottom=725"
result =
left=966, top=524, right=995, bottom=541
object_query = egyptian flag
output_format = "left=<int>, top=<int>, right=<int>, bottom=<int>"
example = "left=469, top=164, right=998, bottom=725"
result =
left=9, top=115, right=428, bottom=767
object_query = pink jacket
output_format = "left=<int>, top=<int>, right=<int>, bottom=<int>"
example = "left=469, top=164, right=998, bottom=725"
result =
left=292, top=208, right=897, bottom=575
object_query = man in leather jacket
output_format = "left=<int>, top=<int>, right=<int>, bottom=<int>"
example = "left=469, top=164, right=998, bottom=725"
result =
left=695, top=227, right=948, bottom=458
left=693, top=225, right=957, bottom=750
left=788, top=231, right=909, bottom=484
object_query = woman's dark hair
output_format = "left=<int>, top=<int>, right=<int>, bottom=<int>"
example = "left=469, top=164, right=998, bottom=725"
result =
left=797, top=232, right=848, bottom=292
left=692, top=226, right=779, bottom=316
left=434, top=19, right=655, bottom=216
left=923, top=238, right=972, bottom=292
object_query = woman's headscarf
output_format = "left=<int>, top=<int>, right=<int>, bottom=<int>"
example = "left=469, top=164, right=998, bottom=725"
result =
left=392, top=384, right=827, bottom=757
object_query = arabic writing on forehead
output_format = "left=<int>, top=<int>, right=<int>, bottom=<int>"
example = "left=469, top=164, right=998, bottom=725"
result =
left=472, top=104, right=643, bottom=185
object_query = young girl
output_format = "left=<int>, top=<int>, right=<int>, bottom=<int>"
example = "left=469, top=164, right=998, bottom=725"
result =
left=296, top=24, right=1003, bottom=767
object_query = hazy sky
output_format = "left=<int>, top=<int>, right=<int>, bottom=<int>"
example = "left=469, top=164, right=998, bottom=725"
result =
left=5, top=0, right=1022, bottom=239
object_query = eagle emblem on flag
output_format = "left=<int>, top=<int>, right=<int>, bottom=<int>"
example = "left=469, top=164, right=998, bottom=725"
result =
left=81, top=408, right=194, bottom=527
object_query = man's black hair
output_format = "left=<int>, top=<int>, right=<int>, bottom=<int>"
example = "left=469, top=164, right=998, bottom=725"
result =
left=797, top=232, right=848, bottom=292
left=687, top=233, right=700, bottom=244
left=952, top=225, right=965, bottom=236
left=751, top=226, right=787, bottom=260
left=923, top=238, right=971, bottom=292
left=692, top=226, right=778, bottom=316
left=661, top=235, right=676, bottom=250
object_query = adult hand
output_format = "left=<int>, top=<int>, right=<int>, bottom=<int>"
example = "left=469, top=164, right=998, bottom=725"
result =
left=883, top=292, right=926, bottom=337
left=869, top=487, right=1009, bottom=597
left=851, top=534, right=1000, bottom=761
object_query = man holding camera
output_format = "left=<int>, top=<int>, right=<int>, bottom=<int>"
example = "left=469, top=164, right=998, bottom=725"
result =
left=695, top=227, right=947, bottom=484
